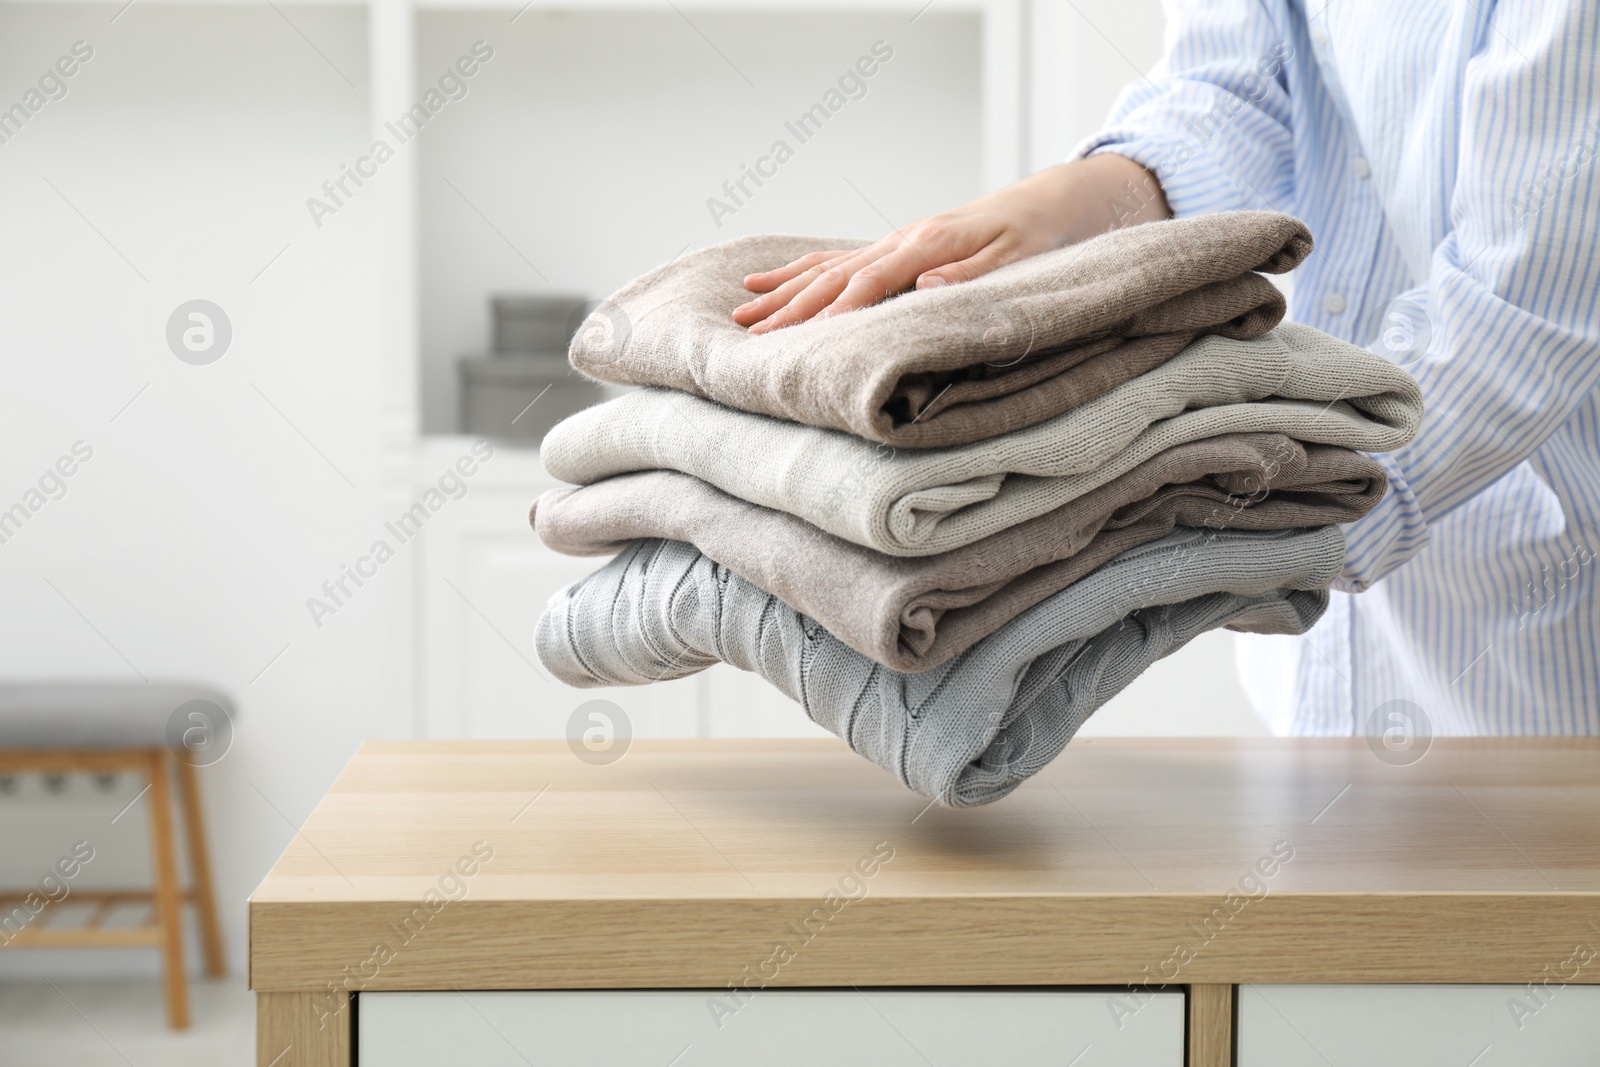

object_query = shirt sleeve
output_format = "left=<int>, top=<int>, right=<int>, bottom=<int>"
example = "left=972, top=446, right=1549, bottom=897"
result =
left=1069, top=0, right=1298, bottom=217
left=1338, top=1, right=1600, bottom=591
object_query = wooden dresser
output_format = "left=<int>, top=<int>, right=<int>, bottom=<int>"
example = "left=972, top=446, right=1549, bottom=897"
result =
left=251, top=737, right=1600, bottom=1066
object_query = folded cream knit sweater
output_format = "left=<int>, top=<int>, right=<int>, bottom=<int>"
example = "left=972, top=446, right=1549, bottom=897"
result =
left=533, top=434, right=1384, bottom=671
left=542, top=322, right=1421, bottom=556
left=567, top=212, right=1312, bottom=447
left=535, top=528, right=1342, bottom=805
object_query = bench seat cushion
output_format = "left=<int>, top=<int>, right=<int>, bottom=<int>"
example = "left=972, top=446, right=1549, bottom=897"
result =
left=0, top=681, right=232, bottom=749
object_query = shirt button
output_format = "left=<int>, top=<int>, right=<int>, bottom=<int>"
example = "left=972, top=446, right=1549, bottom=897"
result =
left=1354, top=157, right=1371, bottom=179
left=1324, top=293, right=1347, bottom=314
left=1311, top=25, right=1329, bottom=45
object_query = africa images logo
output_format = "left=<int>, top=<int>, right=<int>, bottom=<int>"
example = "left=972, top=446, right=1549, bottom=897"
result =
left=566, top=699, right=631, bottom=766
left=1365, top=699, right=1432, bottom=766
left=166, top=300, right=232, bottom=365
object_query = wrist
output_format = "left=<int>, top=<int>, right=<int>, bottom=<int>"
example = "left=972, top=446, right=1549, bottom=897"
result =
left=1054, top=154, right=1171, bottom=245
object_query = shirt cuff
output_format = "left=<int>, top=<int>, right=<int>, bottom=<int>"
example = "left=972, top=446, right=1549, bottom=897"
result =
left=1335, top=450, right=1431, bottom=593
left=1071, top=125, right=1252, bottom=219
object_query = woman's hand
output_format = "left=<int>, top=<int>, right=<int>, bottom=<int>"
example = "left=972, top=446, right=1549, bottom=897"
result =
left=733, top=154, right=1169, bottom=334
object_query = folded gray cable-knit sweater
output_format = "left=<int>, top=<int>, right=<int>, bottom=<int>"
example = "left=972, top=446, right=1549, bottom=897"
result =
left=534, top=527, right=1343, bottom=806
left=567, top=212, right=1312, bottom=447
left=542, top=323, right=1422, bottom=556
left=533, top=434, right=1383, bottom=671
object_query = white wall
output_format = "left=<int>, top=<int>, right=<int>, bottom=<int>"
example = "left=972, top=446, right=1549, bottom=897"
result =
left=0, top=0, right=402, bottom=978
left=1028, top=0, right=1167, bottom=167
left=0, top=0, right=1261, bottom=983
left=414, top=8, right=983, bottom=434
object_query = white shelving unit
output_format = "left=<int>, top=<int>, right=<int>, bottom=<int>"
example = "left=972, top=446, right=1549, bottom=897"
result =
left=386, top=0, right=1023, bottom=738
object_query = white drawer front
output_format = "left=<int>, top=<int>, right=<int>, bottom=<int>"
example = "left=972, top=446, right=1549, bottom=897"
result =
left=360, top=989, right=1184, bottom=1067
left=1238, top=984, right=1600, bottom=1066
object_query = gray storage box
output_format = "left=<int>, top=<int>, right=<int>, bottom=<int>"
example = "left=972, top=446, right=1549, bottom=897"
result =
left=491, top=294, right=591, bottom=353
left=459, top=355, right=603, bottom=443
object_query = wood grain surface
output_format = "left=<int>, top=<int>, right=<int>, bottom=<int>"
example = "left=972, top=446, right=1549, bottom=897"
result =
left=250, top=738, right=1600, bottom=992
left=1187, top=984, right=1233, bottom=1067
left=255, top=990, right=350, bottom=1067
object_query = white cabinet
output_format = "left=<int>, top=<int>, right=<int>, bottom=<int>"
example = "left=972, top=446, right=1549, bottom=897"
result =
left=1238, top=984, right=1600, bottom=1067
left=359, top=989, right=1185, bottom=1067
left=413, top=438, right=831, bottom=742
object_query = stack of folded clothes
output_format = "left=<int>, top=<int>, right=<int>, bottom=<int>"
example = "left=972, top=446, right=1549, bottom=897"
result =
left=529, top=211, right=1423, bottom=806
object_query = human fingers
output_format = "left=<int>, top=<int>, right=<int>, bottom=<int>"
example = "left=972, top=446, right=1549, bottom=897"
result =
left=914, top=240, right=1023, bottom=288
left=817, top=239, right=949, bottom=317
left=731, top=252, right=856, bottom=327
left=744, top=248, right=889, bottom=333
left=742, top=249, right=857, bottom=294
left=816, top=218, right=1004, bottom=316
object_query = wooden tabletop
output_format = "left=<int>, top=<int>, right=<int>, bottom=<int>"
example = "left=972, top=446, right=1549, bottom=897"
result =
left=249, top=738, right=1600, bottom=992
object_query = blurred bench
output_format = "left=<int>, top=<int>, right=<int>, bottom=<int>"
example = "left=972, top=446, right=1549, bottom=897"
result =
left=0, top=681, right=231, bottom=1029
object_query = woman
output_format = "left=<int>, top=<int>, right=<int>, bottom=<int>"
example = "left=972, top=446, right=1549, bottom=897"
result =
left=734, top=1, right=1600, bottom=738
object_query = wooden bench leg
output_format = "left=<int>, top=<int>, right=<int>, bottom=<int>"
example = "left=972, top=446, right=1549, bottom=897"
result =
left=175, top=757, right=227, bottom=979
left=147, top=749, right=189, bottom=1030
left=257, top=990, right=352, bottom=1066
left=1188, top=983, right=1233, bottom=1067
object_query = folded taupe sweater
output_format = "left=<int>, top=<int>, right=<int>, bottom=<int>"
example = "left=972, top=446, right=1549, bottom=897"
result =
left=542, top=322, right=1422, bottom=556
left=534, top=528, right=1342, bottom=805
left=567, top=212, right=1312, bottom=447
left=533, top=434, right=1384, bottom=671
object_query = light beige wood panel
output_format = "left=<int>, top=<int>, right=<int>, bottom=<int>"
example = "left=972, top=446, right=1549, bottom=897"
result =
left=256, top=990, right=350, bottom=1067
left=250, top=738, right=1600, bottom=992
left=1188, top=984, right=1232, bottom=1067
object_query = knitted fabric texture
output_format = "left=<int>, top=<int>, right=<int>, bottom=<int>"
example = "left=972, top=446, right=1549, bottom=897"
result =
left=533, top=434, right=1384, bottom=671
left=566, top=212, right=1312, bottom=447
left=534, top=528, right=1342, bottom=805
left=542, top=322, right=1422, bottom=556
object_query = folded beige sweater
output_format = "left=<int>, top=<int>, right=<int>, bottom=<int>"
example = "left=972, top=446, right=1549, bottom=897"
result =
left=568, top=212, right=1312, bottom=447
left=542, top=323, right=1423, bottom=556
left=532, top=434, right=1384, bottom=671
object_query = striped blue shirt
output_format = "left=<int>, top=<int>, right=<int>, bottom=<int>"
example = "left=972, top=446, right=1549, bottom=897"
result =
left=1076, top=0, right=1600, bottom=735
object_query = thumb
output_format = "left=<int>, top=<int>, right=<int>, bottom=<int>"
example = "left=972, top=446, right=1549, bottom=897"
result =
left=915, top=244, right=1013, bottom=289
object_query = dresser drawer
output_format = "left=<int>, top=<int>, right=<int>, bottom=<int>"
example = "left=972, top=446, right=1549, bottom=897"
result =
left=1238, top=984, right=1600, bottom=1066
left=359, top=988, right=1184, bottom=1066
